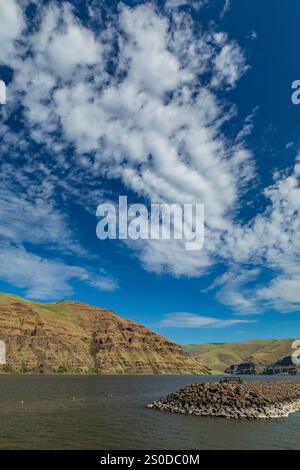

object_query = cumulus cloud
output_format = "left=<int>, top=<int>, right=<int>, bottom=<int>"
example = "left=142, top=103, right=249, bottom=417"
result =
left=133, top=238, right=212, bottom=277
left=159, top=311, right=255, bottom=328
left=214, top=157, right=300, bottom=313
left=0, top=0, right=299, bottom=316
left=0, top=0, right=24, bottom=64
left=6, top=2, right=252, bottom=278
left=31, top=3, right=102, bottom=78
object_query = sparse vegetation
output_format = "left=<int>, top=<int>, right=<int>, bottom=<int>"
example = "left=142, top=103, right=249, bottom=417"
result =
left=183, top=340, right=298, bottom=374
left=0, top=293, right=205, bottom=375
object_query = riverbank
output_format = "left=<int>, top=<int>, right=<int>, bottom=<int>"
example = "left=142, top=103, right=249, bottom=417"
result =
left=147, top=381, right=300, bottom=419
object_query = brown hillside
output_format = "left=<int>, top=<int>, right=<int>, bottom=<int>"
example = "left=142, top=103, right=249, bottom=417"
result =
left=0, top=293, right=206, bottom=374
left=184, top=339, right=299, bottom=374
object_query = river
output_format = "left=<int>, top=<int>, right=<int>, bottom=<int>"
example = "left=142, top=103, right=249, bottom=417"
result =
left=0, top=374, right=299, bottom=449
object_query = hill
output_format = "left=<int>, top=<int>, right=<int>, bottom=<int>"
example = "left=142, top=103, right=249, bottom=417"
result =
left=0, top=293, right=206, bottom=375
left=183, top=339, right=299, bottom=374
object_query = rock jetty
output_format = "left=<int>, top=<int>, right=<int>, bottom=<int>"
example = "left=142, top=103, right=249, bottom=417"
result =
left=148, top=381, right=300, bottom=419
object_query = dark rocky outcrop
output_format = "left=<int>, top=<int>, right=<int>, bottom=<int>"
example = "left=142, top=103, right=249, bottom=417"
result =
left=148, top=381, right=300, bottom=419
left=226, top=356, right=298, bottom=376
left=225, top=362, right=257, bottom=375
left=265, top=356, right=297, bottom=375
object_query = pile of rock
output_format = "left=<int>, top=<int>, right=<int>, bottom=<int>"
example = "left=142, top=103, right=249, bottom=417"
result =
left=147, top=381, right=300, bottom=419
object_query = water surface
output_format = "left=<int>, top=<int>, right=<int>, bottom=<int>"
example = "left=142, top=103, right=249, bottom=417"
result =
left=0, top=374, right=299, bottom=450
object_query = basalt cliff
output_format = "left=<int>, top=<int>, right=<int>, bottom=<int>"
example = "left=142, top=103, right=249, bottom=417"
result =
left=0, top=293, right=207, bottom=375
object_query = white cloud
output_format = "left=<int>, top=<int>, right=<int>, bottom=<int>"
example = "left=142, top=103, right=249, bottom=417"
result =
left=0, top=244, right=117, bottom=300
left=213, top=41, right=248, bottom=88
left=165, top=0, right=204, bottom=9
left=32, top=3, right=102, bottom=78
left=0, top=162, right=87, bottom=255
left=235, top=107, right=258, bottom=143
left=216, top=157, right=300, bottom=313
left=249, top=31, right=257, bottom=40
left=0, top=2, right=252, bottom=288
left=0, top=80, right=6, bottom=104
left=220, top=0, right=231, bottom=18
left=2, top=1, right=300, bottom=316
left=159, top=311, right=255, bottom=328
left=133, top=238, right=213, bottom=277
left=0, top=159, right=117, bottom=298
left=256, top=271, right=300, bottom=313
left=207, top=268, right=262, bottom=314
left=89, top=276, right=118, bottom=292
left=10, top=2, right=251, bottom=279
left=0, top=0, right=24, bottom=64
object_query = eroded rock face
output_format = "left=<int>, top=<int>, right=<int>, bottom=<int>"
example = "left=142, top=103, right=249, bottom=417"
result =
left=0, top=293, right=205, bottom=374
left=148, top=381, right=300, bottom=419
left=264, top=356, right=297, bottom=375
left=225, top=357, right=298, bottom=376
left=225, top=362, right=257, bottom=375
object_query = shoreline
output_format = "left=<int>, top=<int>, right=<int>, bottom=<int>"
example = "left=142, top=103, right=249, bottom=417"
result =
left=0, top=372, right=213, bottom=377
left=148, top=381, right=300, bottom=419
left=0, top=372, right=298, bottom=377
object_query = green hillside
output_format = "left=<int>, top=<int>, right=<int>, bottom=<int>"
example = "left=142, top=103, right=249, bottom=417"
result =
left=183, top=339, right=297, bottom=374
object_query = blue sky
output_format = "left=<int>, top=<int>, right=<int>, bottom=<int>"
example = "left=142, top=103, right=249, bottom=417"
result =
left=0, top=0, right=300, bottom=344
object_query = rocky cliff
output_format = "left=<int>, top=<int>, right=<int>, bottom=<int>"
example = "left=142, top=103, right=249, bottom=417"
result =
left=225, top=357, right=298, bottom=376
left=264, top=356, right=298, bottom=375
left=225, top=362, right=258, bottom=375
left=0, top=293, right=206, bottom=374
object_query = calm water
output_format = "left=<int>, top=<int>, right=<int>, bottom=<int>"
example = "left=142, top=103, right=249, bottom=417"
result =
left=0, top=374, right=299, bottom=450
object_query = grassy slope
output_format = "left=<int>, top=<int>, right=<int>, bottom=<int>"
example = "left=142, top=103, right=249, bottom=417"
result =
left=0, top=293, right=115, bottom=329
left=183, top=339, right=297, bottom=374
left=1, top=294, right=297, bottom=375
left=0, top=293, right=205, bottom=374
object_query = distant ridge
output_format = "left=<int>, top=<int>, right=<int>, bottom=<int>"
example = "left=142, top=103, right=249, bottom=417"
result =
left=0, top=293, right=207, bottom=375
left=184, top=339, right=299, bottom=375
